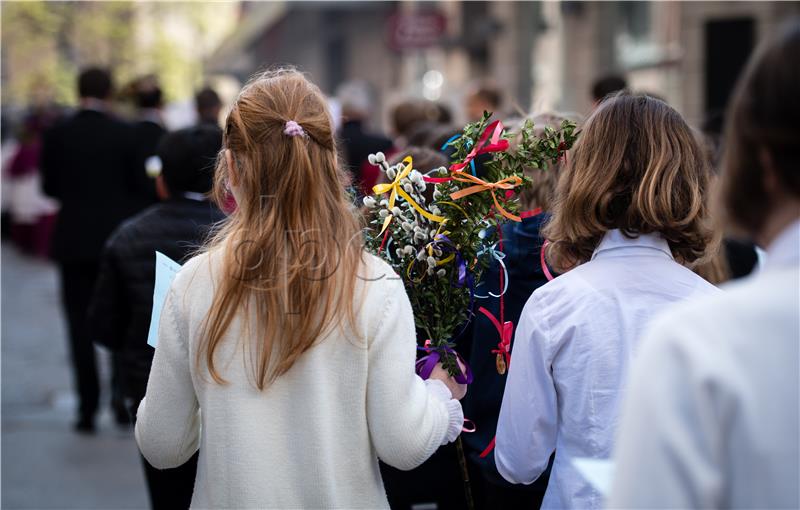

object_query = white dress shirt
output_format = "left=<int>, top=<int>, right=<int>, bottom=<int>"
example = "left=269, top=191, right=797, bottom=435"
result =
left=608, top=220, right=800, bottom=509
left=496, top=230, right=719, bottom=510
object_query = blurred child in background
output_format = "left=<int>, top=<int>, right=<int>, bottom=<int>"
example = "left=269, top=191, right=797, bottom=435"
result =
left=89, top=125, right=225, bottom=509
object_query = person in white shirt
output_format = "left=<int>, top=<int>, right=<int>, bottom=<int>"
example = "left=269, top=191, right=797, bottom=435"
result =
left=609, top=22, right=800, bottom=509
left=134, top=69, right=465, bottom=509
left=495, top=93, right=721, bottom=510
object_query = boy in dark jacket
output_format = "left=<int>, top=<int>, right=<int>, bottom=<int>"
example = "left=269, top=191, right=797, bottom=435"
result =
left=89, top=125, right=224, bottom=510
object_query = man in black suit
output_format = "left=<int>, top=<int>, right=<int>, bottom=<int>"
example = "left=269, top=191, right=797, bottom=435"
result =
left=41, top=68, right=149, bottom=433
left=131, top=76, right=167, bottom=204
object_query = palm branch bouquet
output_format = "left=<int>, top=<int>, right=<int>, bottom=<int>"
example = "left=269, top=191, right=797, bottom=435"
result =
left=363, top=112, right=578, bottom=380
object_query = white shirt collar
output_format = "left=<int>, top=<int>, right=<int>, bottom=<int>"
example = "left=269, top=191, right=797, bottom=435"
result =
left=182, top=192, right=207, bottom=202
left=80, top=98, right=107, bottom=113
left=139, top=108, right=163, bottom=125
left=765, top=219, right=800, bottom=268
left=591, top=229, right=673, bottom=261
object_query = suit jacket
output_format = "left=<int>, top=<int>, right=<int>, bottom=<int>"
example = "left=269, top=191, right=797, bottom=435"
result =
left=41, top=109, right=150, bottom=262
left=131, top=119, right=167, bottom=204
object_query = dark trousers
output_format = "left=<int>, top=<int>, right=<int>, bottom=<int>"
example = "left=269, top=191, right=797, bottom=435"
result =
left=131, top=399, right=198, bottom=509
left=381, top=445, right=466, bottom=510
left=381, top=446, right=548, bottom=510
left=59, top=261, right=101, bottom=420
left=140, top=452, right=198, bottom=510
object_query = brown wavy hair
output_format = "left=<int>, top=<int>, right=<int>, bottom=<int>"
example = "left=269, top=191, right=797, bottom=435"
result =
left=543, top=93, right=715, bottom=272
left=199, top=69, right=363, bottom=390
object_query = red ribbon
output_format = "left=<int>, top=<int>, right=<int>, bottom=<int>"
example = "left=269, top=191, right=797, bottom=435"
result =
left=423, top=175, right=453, bottom=184
left=478, top=307, right=513, bottom=368
left=519, top=206, right=543, bottom=219
left=450, top=120, right=510, bottom=173
left=541, top=239, right=554, bottom=281
left=479, top=436, right=496, bottom=458
left=378, top=227, right=390, bottom=253
left=557, top=140, right=568, bottom=165
left=423, top=120, right=510, bottom=186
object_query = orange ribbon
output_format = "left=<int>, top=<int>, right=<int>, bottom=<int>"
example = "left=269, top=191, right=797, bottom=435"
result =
left=449, top=173, right=523, bottom=222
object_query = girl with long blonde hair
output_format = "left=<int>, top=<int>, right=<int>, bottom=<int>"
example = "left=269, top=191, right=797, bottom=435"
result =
left=135, top=69, right=464, bottom=509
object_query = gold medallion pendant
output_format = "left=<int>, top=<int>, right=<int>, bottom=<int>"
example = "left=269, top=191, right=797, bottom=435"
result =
left=496, top=353, right=507, bottom=375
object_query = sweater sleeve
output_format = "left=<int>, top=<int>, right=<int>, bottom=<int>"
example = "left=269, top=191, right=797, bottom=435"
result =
left=134, top=286, right=200, bottom=470
left=366, top=284, right=464, bottom=471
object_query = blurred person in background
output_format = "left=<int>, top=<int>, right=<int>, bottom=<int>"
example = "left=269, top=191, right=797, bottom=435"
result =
left=130, top=76, right=167, bottom=204
left=609, top=21, right=800, bottom=509
left=6, top=110, right=60, bottom=258
left=195, top=86, right=222, bottom=127
left=336, top=80, right=393, bottom=197
left=40, top=67, right=146, bottom=433
left=406, top=121, right=460, bottom=152
left=435, top=102, right=453, bottom=124
left=701, top=111, right=762, bottom=279
left=89, top=125, right=224, bottom=510
left=692, top=127, right=759, bottom=286
left=390, top=98, right=443, bottom=149
left=462, top=112, right=576, bottom=510
left=590, top=74, right=627, bottom=108
left=465, top=82, right=503, bottom=122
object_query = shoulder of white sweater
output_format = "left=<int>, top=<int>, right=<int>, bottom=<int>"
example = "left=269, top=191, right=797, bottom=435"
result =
left=354, top=252, right=409, bottom=328
left=173, top=249, right=401, bottom=294
left=167, top=248, right=407, bottom=332
left=358, top=252, right=404, bottom=295
left=167, top=249, right=218, bottom=311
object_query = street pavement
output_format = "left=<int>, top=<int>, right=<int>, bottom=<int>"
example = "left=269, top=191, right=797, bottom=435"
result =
left=2, top=243, right=149, bottom=509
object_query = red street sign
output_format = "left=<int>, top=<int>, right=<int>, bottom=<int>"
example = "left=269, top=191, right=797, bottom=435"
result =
left=388, top=11, right=447, bottom=51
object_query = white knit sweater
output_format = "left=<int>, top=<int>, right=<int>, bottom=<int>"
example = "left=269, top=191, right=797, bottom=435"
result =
left=135, top=249, right=463, bottom=509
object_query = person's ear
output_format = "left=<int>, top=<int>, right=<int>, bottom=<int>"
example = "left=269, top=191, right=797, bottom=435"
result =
left=155, top=174, right=170, bottom=201
left=225, top=149, right=239, bottom=186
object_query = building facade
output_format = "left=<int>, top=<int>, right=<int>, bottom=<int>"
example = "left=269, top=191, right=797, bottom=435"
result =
left=207, top=1, right=800, bottom=129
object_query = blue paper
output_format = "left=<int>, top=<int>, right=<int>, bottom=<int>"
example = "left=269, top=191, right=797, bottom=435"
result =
left=146, top=252, right=182, bottom=348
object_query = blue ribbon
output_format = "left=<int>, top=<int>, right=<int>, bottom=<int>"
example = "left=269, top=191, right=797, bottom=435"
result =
left=441, top=135, right=477, bottom=176
left=475, top=242, right=509, bottom=298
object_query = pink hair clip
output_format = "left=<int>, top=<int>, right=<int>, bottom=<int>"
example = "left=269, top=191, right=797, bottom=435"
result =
left=284, top=120, right=305, bottom=138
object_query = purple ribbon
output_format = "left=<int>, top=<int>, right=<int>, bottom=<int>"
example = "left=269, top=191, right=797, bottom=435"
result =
left=431, top=234, right=475, bottom=308
left=431, top=234, right=467, bottom=285
left=416, top=345, right=474, bottom=385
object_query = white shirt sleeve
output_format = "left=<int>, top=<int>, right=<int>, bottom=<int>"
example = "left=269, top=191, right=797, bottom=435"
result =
left=496, top=292, right=558, bottom=484
left=365, top=285, right=463, bottom=471
left=135, top=287, right=201, bottom=470
left=607, top=317, right=724, bottom=509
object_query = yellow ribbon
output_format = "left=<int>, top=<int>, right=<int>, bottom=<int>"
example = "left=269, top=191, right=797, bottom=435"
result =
left=373, top=156, right=445, bottom=234
left=449, top=173, right=523, bottom=222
